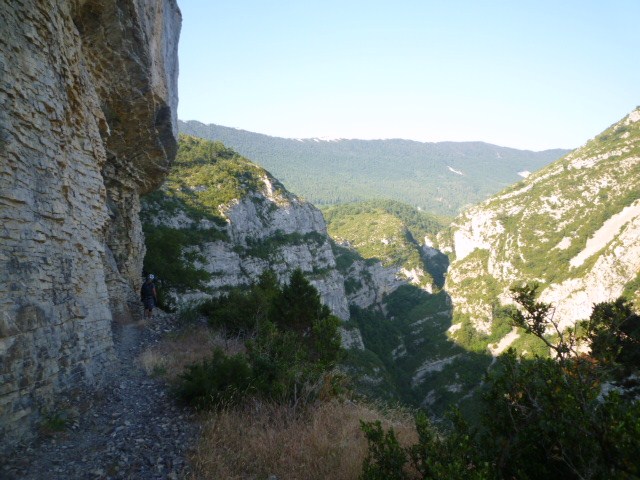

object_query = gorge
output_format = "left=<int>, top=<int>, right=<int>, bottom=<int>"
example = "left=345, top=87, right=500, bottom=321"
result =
left=2, top=2, right=639, bottom=472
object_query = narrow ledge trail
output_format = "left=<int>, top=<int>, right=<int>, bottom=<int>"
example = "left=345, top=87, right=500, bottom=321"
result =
left=3, top=312, right=200, bottom=480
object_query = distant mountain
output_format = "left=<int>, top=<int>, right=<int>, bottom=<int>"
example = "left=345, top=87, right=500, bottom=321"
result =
left=178, top=120, right=570, bottom=217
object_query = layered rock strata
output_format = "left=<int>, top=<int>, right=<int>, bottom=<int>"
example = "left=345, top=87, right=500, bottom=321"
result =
left=144, top=175, right=351, bottom=321
left=0, top=0, right=180, bottom=449
left=445, top=108, right=640, bottom=334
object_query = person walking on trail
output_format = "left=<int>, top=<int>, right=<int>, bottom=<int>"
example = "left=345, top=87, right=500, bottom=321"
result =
left=141, top=274, right=158, bottom=320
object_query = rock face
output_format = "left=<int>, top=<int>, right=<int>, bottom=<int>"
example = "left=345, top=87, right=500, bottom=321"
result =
left=342, top=258, right=411, bottom=309
left=206, top=188, right=351, bottom=321
left=445, top=107, right=640, bottom=336
left=0, top=0, right=181, bottom=450
left=144, top=173, right=351, bottom=321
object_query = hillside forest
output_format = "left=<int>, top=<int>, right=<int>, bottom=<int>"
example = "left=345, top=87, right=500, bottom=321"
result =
left=179, top=120, right=569, bottom=217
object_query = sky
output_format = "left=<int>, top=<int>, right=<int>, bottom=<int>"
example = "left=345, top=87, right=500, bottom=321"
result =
left=176, top=1, right=640, bottom=151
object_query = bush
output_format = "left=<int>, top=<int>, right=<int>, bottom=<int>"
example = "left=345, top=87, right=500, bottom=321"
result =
left=142, top=225, right=211, bottom=310
left=200, top=270, right=280, bottom=335
left=482, top=350, right=640, bottom=479
left=174, top=348, right=254, bottom=409
left=179, top=269, right=344, bottom=407
left=177, top=302, right=201, bottom=324
left=360, top=410, right=491, bottom=480
left=360, top=420, right=408, bottom=480
left=360, top=291, right=640, bottom=479
left=584, top=298, right=640, bottom=371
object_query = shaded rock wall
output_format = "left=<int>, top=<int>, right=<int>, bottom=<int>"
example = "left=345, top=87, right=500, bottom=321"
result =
left=0, top=0, right=180, bottom=450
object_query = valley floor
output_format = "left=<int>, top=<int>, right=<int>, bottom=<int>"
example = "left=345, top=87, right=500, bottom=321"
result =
left=2, top=312, right=200, bottom=480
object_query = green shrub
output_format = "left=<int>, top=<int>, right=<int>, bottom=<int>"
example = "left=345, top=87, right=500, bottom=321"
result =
left=179, top=269, right=344, bottom=407
left=142, top=225, right=212, bottom=310
left=583, top=298, right=640, bottom=372
left=199, top=270, right=281, bottom=335
left=174, top=348, right=254, bottom=409
left=360, top=420, right=408, bottom=480
left=482, top=351, right=640, bottom=479
left=360, top=410, right=491, bottom=480
left=177, top=302, right=201, bottom=324
left=247, top=270, right=344, bottom=401
left=360, top=292, right=640, bottom=479
left=39, top=409, right=70, bottom=434
left=200, top=289, right=260, bottom=335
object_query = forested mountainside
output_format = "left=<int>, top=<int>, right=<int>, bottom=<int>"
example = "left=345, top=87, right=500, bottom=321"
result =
left=444, top=107, right=640, bottom=354
left=178, top=120, right=569, bottom=217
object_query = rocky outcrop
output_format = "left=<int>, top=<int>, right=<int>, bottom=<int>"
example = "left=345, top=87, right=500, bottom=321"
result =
left=144, top=175, right=351, bottom=321
left=0, top=0, right=181, bottom=450
left=540, top=206, right=640, bottom=329
left=445, top=107, right=640, bottom=336
left=342, top=259, right=408, bottom=309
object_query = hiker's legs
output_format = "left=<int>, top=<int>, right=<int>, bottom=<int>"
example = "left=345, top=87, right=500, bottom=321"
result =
left=143, top=297, right=154, bottom=319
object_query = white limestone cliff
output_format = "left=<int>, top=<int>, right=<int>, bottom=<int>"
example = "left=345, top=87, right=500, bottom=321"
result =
left=446, top=108, right=640, bottom=335
left=144, top=175, right=351, bottom=321
left=0, top=0, right=181, bottom=450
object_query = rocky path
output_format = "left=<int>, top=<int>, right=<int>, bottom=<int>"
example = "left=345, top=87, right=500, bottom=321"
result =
left=488, top=327, right=520, bottom=358
left=2, top=313, right=200, bottom=480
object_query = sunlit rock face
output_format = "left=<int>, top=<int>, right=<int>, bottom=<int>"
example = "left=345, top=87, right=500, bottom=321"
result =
left=445, top=107, right=640, bottom=333
left=144, top=174, right=352, bottom=322
left=0, top=0, right=181, bottom=450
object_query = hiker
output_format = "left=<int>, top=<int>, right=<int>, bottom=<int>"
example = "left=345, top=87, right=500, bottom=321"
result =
left=141, top=274, right=158, bottom=320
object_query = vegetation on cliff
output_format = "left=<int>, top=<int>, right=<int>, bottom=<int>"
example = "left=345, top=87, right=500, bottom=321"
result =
left=324, top=199, right=449, bottom=288
left=435, top=108, right=640, bottom=406
left=141, top=135, right=270, bottom=307
left=360, top=290, right=640, bottom=480
left=140, top=135, right=341, bottom=311
left=447, top=108, right=640, bottom=337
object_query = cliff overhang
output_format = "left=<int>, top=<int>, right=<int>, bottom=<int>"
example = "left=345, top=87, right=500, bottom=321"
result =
left=0, top=0, right=181, bottom=450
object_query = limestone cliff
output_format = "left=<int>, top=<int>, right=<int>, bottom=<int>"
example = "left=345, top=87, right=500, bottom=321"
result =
left=141, top=136, right=351, bottom=321
left=0, top=0, right=180, bottom=449
left=445, top=107, right=640, bottom=343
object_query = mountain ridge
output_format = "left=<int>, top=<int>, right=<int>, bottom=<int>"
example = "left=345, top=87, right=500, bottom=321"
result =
left=179, top=120, right=570, bottom=216
left=180, top=120, right=567, bottom=152
left=445, top=106, right=640, bottom=342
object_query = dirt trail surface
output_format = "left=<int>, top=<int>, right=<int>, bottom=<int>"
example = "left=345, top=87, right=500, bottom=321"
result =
left=2, top=313, right=200, bottom=479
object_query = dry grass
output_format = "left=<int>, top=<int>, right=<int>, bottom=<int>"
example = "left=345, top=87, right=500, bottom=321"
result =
left=140, top=323, right=419, bottom=479
left=137, top=324, right=246, bottom=381
left=189, top=398, right=418, bottom=480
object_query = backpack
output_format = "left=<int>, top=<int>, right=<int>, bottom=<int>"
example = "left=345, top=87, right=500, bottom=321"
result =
left=141, top=281, right=155, bottom=299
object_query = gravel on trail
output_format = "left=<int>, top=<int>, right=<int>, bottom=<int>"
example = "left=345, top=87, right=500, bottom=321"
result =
left=2, top=312, right=201, bottom=480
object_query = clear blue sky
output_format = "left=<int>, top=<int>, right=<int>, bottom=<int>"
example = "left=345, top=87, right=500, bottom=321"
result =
left=177, top=1, right=639, bottom=151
